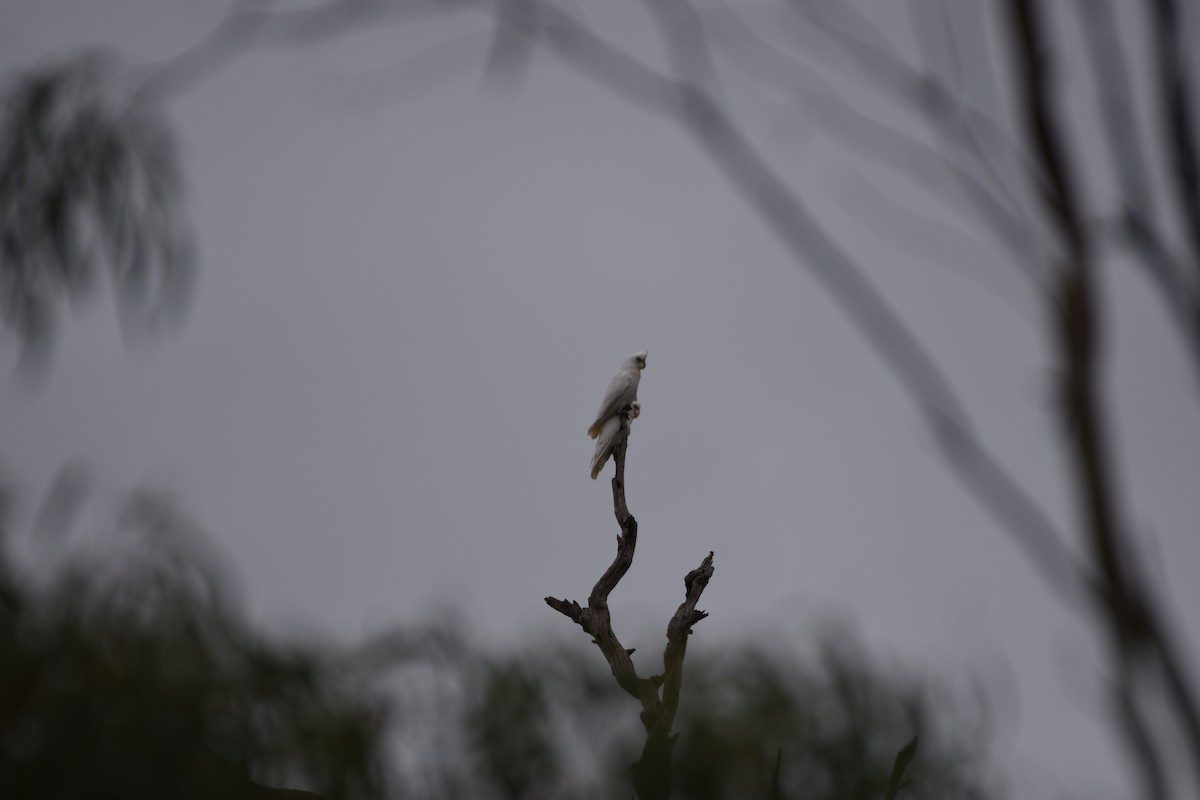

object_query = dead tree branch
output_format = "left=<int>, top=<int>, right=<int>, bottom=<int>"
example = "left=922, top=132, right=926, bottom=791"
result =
left=545, top=413, right=715, bottom=800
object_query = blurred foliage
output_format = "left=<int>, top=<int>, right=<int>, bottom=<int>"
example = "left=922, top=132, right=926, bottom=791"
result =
left=459, top=638, right=997, bottom=800
left=465, top=661, right=558, bottom=799
left=0, top=485, right=424, bottom=800
left=0, top=50, right=194, bottom=369
left=0, top=475, right=998, bottom=800
left=671, top=643, right=989, bottom=800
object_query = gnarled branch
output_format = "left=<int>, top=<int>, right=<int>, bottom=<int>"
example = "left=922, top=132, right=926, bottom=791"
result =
left=546, top=412, right=715, bottom=800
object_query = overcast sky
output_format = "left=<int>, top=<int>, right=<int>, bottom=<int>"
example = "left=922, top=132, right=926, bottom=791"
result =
left=3, top=2, right=1200, bottom=797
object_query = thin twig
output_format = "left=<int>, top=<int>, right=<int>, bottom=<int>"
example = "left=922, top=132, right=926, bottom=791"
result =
left=704, top=5, right=1045, bottom=288
left=789, top=0, right=1042, bottom=231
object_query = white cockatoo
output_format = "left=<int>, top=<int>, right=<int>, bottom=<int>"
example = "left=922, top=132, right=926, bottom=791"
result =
left=591, top=401, right=640, bottom=479
left=587, top=351, right=647, bottom=439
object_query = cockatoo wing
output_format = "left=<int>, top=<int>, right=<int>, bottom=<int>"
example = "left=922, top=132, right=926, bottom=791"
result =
left=590, top=414, right=623, bottom=479
left=587, top=370, right=639, bottom=438
left=590, top=402, right=640, bottom=479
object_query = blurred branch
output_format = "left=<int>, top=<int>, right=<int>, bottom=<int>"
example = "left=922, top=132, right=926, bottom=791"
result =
left=1075, top=2, right=1154, bottom=214
left=1114, top=212, right=1200, bottom=370
left=1149, top=0, right=1200, bottom=280
left=788, top=0, right=1045, bottom=254
left=546, top=412, right=714, bottom=800
left=1114, top=672, right=1169, bottom=800
left=641, top=0, right=722, bottom=98
left=1077, top=0, right=1200, bottom=373
left=920, top=2, right=1040, bottom=255
left=137, top=0, right=462, bottom=101
left=314, top=28, right=493, bottom=106
left=704, top=5, right=1045, bottom=289
left=1009, top=2, right=1200, bottom=793
left=1009, top=5, right=1152, bottom=790
left=481, top=0, right=537, bottom=90
left=134, top=0, right=274, bottom=102
left=788, top=0, right=1024, bottom=170
left=770, top=746, right=783, bottom=800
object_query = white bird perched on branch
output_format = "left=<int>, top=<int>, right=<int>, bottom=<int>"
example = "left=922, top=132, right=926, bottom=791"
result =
left=587, top=351, right=647, bottom=439
left=591, top=401, right=640, bottom=479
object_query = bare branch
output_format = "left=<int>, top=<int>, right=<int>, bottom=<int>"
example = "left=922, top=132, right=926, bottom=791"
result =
left=788, top=0, right=1042, bottom=231
left=659, top=551, right=714, bottom=726
left=1077, top=0, right=1200, bottom=368
left=917, top=3, right=1040, bottom=250
left=1113, top=661, right=1170, bottom=800
left=641, top=0, right=722, bottom=98
left=632, top=550, right=714, bottom=800
left=546, top=410, right=715, bottom=799
left=1116, top=212, right=1200, bottom=369
left=1009, top=0, right=1121, bottom=638
left=705, top=4, right=1046, bottom=288
left=1149, top=0, right=1200, bottom=279
left=136, top=0, right=462, bottom=101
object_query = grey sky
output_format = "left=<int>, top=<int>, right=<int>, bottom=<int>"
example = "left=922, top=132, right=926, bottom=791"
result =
left=3, top=2, right=1199, bottom=797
